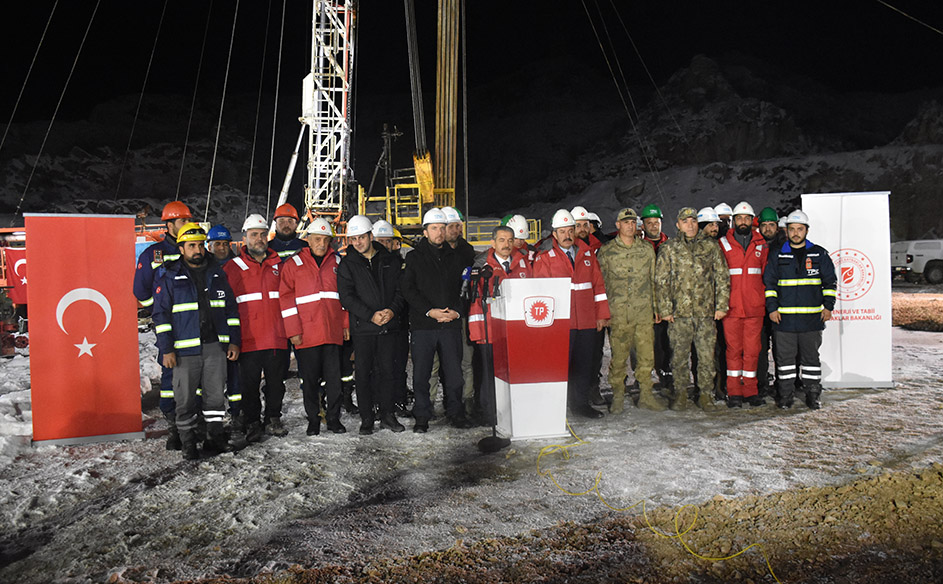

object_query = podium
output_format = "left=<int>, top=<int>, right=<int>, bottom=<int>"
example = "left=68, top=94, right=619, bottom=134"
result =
left=489, top=277, right=571, bottom=441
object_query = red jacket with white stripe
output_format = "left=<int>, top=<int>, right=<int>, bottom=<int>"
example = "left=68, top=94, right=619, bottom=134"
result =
left=532, top=240, right=611, bottom=331
left=223, top=248, right=287, bottom=353
left=719, top=230, right=769, bottom=318
left=468, top=249, right=533, bottom=343
left=278, top=247, right=347, bottom=349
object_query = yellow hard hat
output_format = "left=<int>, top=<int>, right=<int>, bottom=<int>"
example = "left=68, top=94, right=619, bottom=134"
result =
left=176, top=222, right=207, bottom=245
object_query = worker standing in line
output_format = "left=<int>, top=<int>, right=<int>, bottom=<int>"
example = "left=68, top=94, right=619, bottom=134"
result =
left=655, top=207, right=730, bottom=411
left=134, top=201, right=193, bottom=451
left=719, top=202, right=769, bottom=407
left=764, top=209, right=837, bottom=410
left=533, top=209, right=611, bottom=419
left=756, top=206, right=782, bottom=395
left=153, top=223, right=241, bottom=460
left=337, top=215, right=407, bottom=435
left=506, top=214, right=537, bottom=265
left=206, top=223, right=241, bottom=425
left=597, top=208, right=666, bottom=413
left=223, top=214, right=290, bottom=443
left=695, top=206, right=727, bottom=401
left=206, top=225, right=236, bottom=264
left=572, top=205, right=611, bottom=407
left=714, top=202, right=733, bottom=238
left=372, top=220, right=411, bottom=415
left=268, top=203, right=307, bottom=259
left=279, top=218, right=349, bottom=435
left=640, top=203, right=672, bottom=392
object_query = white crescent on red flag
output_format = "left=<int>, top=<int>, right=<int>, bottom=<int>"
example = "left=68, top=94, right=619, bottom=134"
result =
left=3, top=247, right=28, bottom=304
left=25, top=214, right=143, bottom=443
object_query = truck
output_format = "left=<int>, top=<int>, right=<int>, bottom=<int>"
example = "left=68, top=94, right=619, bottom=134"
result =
left=891, top=240, right=943, bottom=284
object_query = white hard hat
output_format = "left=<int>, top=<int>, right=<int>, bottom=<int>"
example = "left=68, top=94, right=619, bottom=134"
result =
left=733, top=201, right=755, bottom=216
left=587, top=212, right=602, bottom=228
left=372, top=219, right=395, bottom=238
left=714, top=202, right=733, bottom=216
left=778, top=216, right=787, bottom=228
left=305, top=217, right=334, bottom=236
left=552, top=209, right=576, bottom=229
left=345, top=214, right=373, bottom=237
left=784, top=209, right=810, bottom=227
left=570, top=206, right=590, bottom=221
left=422, top=207, right=448, bottom=226
left=507, top=214, right=529, bottom=239
left=441, top=206, right=463, bottom=224
left=242, top=213, right=268, bottom=231
left=697, top=206, right=720, bottom=223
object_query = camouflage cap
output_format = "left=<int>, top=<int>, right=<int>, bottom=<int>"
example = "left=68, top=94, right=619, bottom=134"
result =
left=616, top=208, right=638, bottom=222
left=676, top=207, right=698, bottom=221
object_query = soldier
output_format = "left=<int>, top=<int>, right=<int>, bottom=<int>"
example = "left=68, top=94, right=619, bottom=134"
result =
left=763, top=209, right=837, bottom=410
left=640, top=203, right=672, bottom=391
left=655, top=207, right=730, bottom=411
left=597, top=208, right=667, bottom=413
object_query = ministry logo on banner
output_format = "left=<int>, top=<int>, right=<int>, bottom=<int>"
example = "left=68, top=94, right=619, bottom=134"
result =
left=523, top=296, right=554, bottom=327
left=830, top=248, right=875, bottom=301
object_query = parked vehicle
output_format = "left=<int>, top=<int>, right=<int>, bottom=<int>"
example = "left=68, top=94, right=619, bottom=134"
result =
left=892, top=240, right=943, bottom=284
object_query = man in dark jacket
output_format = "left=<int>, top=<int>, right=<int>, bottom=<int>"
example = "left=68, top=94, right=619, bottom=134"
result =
left=763, top=209, right=837, bottom=410
left=338, top=215, right=407, bottom=435
left=401, top=208, right=474, bottom=432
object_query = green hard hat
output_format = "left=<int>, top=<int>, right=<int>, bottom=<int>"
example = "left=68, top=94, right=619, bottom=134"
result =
left=758, top=207, right=779, bottom=223
left=641, top=204, right=663, bottom=219
left=500, top=214, right=513, bottom=225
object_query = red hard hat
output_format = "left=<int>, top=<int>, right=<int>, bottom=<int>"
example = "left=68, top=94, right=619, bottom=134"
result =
left=161, top=201, right=192, bottom=221
left=274, top=203, right=300, bottom=221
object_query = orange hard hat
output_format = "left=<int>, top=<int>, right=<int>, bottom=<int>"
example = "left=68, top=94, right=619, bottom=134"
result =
left=161, top=201, right=192, bottom=221
left=274, top=203, right=299, bottom=221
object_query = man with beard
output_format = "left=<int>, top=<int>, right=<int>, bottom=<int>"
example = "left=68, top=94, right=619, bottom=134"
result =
left=337, top=215, right=407, bottom=435
left=696, top=206, right=726, bottom=401
left=697, top=207, right=721, bottom=239
left=719, top=202, right=769, bottom=407
left=533, top=209, right=611, bottom=419
left=269, top=203, right=307, bottom=260
left=756, top=206, right=782, bottom=394
left=572, top=205, right=609, bottom=406
left=640, top=203, right=672, bottom=391
left=153, top=223, right=241, bottom=459
left=714, top=202, right=733, bottom=238
left=223, top=214, right=290, bottom=443
left=764, top=210, right=837, bottom=410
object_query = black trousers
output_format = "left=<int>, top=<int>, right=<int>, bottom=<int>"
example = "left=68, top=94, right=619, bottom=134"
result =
left=392, top=329, right=410, bottom=404
left=411, top=328, right=464, bottom=422
left=476, top=343, right=496, bottom=426
left=295, top=344, right=342, bottom=423
left=773, top=330, right=822, bottom=400
left=238, top=348, right=288, bottom=425
left=758, top=314, right=774, bottom=393
left=653, top=321, right=673, bottom=387
left=568, top=328, right=596, bottom=408
left=590, top=327, right=607, bottom=390
left=353, top=333, right=396, bottom=423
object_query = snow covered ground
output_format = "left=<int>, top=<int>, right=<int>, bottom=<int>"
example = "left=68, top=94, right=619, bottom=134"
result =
left=0, top=323, right=941, bottom=583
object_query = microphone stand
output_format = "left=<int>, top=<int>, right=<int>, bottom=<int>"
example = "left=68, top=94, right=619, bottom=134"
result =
left=477, top=267, right=512, bottom=453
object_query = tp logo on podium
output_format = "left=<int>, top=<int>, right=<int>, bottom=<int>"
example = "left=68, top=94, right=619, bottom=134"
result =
left=523, top=296, right=554, bottom=327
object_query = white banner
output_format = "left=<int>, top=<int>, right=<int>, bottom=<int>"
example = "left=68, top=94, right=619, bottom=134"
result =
left=800, top=192, right=892, bottom=388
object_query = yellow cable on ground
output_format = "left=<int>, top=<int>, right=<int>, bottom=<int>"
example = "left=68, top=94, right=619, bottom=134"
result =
left=536, top=420, right=782, bottom=583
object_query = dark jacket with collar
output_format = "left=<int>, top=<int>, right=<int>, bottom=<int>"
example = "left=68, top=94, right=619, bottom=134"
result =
left=337, top=242, right=406, bottom=336
left=401, top=237, right=466, bottom=330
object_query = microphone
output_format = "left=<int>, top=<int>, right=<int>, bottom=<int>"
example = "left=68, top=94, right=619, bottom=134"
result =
left=460, top=266, right=473, bottom=300
left=480, top=265, right=494, bottom=299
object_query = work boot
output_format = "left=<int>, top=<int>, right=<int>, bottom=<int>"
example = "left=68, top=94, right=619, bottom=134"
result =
left=698, top=391, right=721, bottom=412
left=180, top=430, right=199, bottom=461
left=203, top=422, right=233, bottom=455
left=163, top=411, right=182, bottom=451
left=230, top=412, right=246, bottom=435
left=572, top=404, right=605, bottom=419
left=777, top=385, right=795, bottom=409
left=413, top=418, right=429, bottom=433
left=669, top=387, right=688, bottom=411
left=449, top=414, right=474, bottom=429
left=589, top=385, right=607, bottom=407
left=306, top=419, right=321, bottom=436
left=245, top=421, right=263, bottom=443
left=343, top=388, right=359, bottom=415
left=805, top=387, right=822, bottom=410
left=727, top=396, right=744, bottom=408
left=380, top=413, right=406, bottom=433
left=747, top=395, right=766, bottom=407
left=637, top=387, right=668, bottom=411
left=327, top=419, right=347, bottom=434
left=609, top=388, right=625, bottom=414
left=359, top=421, right=374, bottom=435
left=265, top=417, right=288, bottom=437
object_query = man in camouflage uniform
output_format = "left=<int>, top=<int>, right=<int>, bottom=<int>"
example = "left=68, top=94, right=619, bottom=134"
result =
left=655, top=207, right=730, bottom=411
left=598, top=208, right=667, bottom=413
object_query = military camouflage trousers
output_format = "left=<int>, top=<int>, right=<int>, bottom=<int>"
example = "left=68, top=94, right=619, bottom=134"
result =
left=608, top=320, right=655, bottom=394
left=668, top=317, right=716, bottom=390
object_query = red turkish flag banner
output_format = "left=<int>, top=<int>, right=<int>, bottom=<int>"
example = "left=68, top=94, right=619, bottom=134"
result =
left=26, top=214, right=143, bottom=444
left=3, top=246, right=28, bottom=304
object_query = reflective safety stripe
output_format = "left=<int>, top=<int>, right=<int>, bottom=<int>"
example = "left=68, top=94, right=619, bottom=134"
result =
left=341, top=374, right=354, bottom=382
left=268, top=291, right=280, bottom=299
left=802, top=374, right=821, bottom=380
left=292, top=254, right=304, bottom=265
left=777, top=278, right=822, bottom=286
left=594, top=293, right=607, bottom=302
left=747, top=268, right=762, bottom=275
left=228, top=394, right=242, bottom=402
left=778, top=373, right=797, bottom=380
left=140, top=296, right=154, bottom=307
left=765, top=290, right=778, bottom=297
left=196, top=387, right=203, bottom=396
left=160, top=389, right=174, bottom=398
left=719, top=237, right=732, bottom=252
left=281, top=250, right=297, bottom=258
left=321, top=291, right=340, bottom=300
left=296, top=293, right=321, bottom=304
left=226, top=318, right=240, bottom=326
left=728, top=268, right=743, bottom=275
left=282, top=307, right=298, bottom=318
left=822, top=288, right=837, bottom=297
left=236, top=292, right=263, bottom=303
left=468, top=314, right=484, bottom=323
left=154, top=323, right=172, bottom=334
left=151, top=254, right=180, bottom=269
left=218, top=335, right=230, bottom=343
left=209, top=299, right=226, bottom=308
left=232, top=257, right=250, bottom=271
left=174, top=338, right=200, bottom=349
left=801, top=366, right=821, bottom=372
left=571, top=282, right=592, bottom=291
left=727, top=370, right=742, bottom=377
left=742, top=370, right=757, bottom=378
left=172, top=302, right=199, bottom=313
left=778, top=365, right=796, bottom=371
left=778, top=305, right=824, bottom=314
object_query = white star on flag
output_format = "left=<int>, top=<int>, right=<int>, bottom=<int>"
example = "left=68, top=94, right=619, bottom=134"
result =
left=75, top=337, right=96, bottom=357
left=21, top=277, right=26, bottom=285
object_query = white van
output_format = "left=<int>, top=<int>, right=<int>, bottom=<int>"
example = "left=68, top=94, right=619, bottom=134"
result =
left=891, top=240, right=943, bottom=284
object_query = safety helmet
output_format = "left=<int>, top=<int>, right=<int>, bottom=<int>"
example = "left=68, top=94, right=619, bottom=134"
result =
left=206, top=224, right=232, bottom=242
left=346, top=214, right=374, bottom=237
left=176, top=223, right=207, bottom=245
left=714, top=202, right=733, bottom=217
left=732, top=201, right=755, bottom=217
left=697, top=206, right=720, bottom=223
left=392, top=228, right=403, bottom=240
left=305, top=217, right=334, bottom=236
left=441, top=206, right=464, bottom=224
left=640, top=204, right=662, bottom=219
left=506, top=214, right=530, bottom=239
left=551, top=209, right=575, bottom=229
left=161, top=201, right=192, bottom=221
left=372, top=219, right=395, bottom=238
left=778, top=216, right=787, bottom=228
left=422, top=207, right=448, bottom=226
left=242, top=213, right=268, bottom=231
left=758, top=207, right=779, bottom=224
left=500, top=214, right=514, bottom=226
left=587, top=212, right=603, bottom=229
left=274, top=203, right=300, bottom=221
left=784, top=209, right=810, bottom=227
left=571, top=206, right=591, bottom=222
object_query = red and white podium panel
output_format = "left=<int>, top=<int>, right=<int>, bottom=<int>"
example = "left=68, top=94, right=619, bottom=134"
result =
left=490, top=278, right=571, bottom=441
